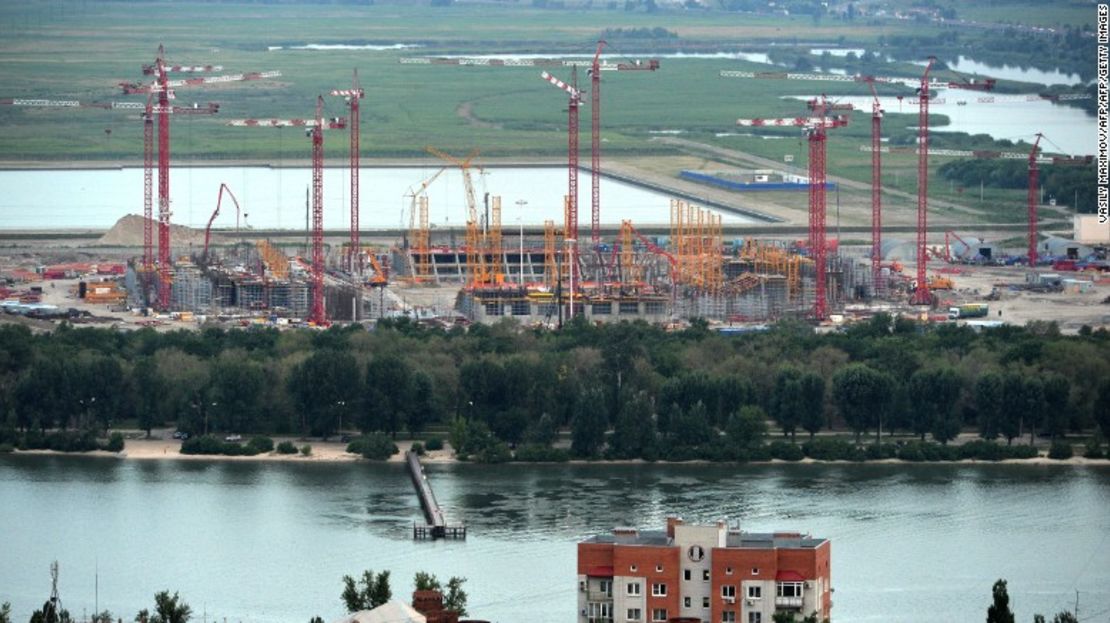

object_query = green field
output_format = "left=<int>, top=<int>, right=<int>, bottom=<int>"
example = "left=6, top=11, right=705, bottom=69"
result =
left=0, top=1, right=1084, bottom=224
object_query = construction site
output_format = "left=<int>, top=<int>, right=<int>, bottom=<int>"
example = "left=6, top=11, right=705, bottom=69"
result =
left=2, top=48, right=1108, bottom=332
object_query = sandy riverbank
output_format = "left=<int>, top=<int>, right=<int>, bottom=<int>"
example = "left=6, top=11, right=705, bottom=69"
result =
left=8, top=438, right=1110, bottom=466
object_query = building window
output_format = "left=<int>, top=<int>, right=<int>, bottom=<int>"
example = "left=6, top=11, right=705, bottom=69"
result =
left=748, top=613, right=762, bottom=623
left=651, top=609, right=667, bottom=622
left=703, top=569, right=711, bottom=581
left=684, top=569, right=691, bottom=581
left=587, top=602, right=613, bottom=620
left=627, top=608, right=641, bottom=621
left=656, top=564, right=663, bottom=573
left=722, top=613, right=736, bottom=623
left=484, top=302, right=503, bottom=316
left=651, top=583, right=667, bottom=597
left=537, top=303, right=557, bottom=317
left=726, top=566, right=733, bottom=575
left=592, top=302, right=612, bottom=315
left=777, top=582, right=803, bottom=598
left=702, top=596, right=710, bottom=609
left=627, top=582, right=641, bottom=596
left=511, top=300, right=529, bottom=316
left=747, top=585, right=762, bottom=599
left=619, top=301, right=639, bottom=314
left=684, top=597, right=691, bottom=608
left=751, top=568, right=760, bottom=576
left=600, top=580, right=613, bottom=598
left=579, top=580, right=586, bottom=592
left=645, top=301, right=666, bottom=315
left=722, top=585, right=736, bottom=599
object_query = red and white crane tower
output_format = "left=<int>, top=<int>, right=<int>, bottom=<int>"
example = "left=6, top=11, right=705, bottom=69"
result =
left=910, top=56, right=938, bottom=306
left=400, top=50, right=659, bottom=250
left=541, top=68, right=583, bottom=299
left=866, top=80, right=884, bottom=295
left=1027, top=133, right=1044, bottom=268
left=736, top=105, right=848, bottom=321
left=329, top=70, right=365, bottom=274
left=0, top=95, right=220, bottom=305
left=121, top=45, right=280, bottom=310
left=227, top=100, right=347, bottom=325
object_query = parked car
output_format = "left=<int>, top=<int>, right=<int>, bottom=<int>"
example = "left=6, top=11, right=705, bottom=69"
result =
left=224, top=434, right=242, bottom=442
left=172, top=431, right=190, bottom=440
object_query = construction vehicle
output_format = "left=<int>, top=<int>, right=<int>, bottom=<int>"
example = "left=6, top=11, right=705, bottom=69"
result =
left=927, top=275, right=955, bottom=290
left=949, top=303, right=989, bottom=319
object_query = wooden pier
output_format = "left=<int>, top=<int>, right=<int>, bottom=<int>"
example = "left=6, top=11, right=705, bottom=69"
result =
left=405, top=450, right=466, bottom=540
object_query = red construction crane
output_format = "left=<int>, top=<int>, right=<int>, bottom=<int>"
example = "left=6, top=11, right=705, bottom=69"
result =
left=329, top=70, right=365, bottom=274
left=121, top=44, right=281, bottom=310
left=587, top=41, right=660, bottom=246
left=226, top=99, right=346, bottom=325
left=541, top=68, right=582, bottom=291
left=911, top=57, right=937, bottom=306
left=202, top=183, right=241, bottom=264
left=400, top=50, right=659, bottom=249
left=0, top=95, right=219, bottom=306
left=721, top=64, right=998, bottom=302
left=1027, top=133, right=1044, bottom=268
left=866, top=80, right=883, bottom=295
left=735, top=103, right=848, bottom=320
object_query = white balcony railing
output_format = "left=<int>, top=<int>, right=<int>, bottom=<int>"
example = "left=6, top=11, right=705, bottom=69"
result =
left=775, top=596, right=804, bottom=608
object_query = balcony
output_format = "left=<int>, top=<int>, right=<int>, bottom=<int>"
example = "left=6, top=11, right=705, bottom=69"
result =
left=775, top=596, right=803, bottom=608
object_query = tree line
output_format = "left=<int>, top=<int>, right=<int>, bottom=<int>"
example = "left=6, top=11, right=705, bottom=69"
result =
left=0, top=316, right=1108, bottom=459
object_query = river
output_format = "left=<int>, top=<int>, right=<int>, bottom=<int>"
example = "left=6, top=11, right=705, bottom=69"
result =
left=1, top=456, right=1108, bottom=623
left=0, top=166, right=758, bottom=232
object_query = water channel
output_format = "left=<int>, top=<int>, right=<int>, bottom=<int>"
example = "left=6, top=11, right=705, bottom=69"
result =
left=0, top=166, right=758, bottom=232
left=1, top=456, right=1107, bottom=623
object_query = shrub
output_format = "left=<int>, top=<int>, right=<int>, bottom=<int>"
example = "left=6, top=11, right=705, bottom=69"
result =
left=1083, top=436, right=1104, bottom=459
left=180, top=435, right=228, bottom=455
left=102, top=432, right=125, bottom=453
left=864, top=443, right=897, bottom=460
left=1048, top=441, right=1073, bottom=460
left=513, top=444, right=570, bottom=462
left=802, top=438, right=858, bottom=461
left=424, top=437, right=444, bottom=451
left=300, top=444, right=312, bottom=456
left=769, top=441, right=805, bottom=461
left=411, top=441, right=426, bottom=456
left=347, top=433, right=398, bottom=460
left=959, top=440, right=1037, bottom=461
left=276, top=441, right=299, bottom=455
left=0, top=443, right=13, bottom=454
left=247, top=436, right=274, bottom=454
left=474, top=440, right=512, bottom=464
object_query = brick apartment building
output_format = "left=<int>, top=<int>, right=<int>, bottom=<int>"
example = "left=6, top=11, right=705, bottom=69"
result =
left=577, top=518, right=831, bottom=623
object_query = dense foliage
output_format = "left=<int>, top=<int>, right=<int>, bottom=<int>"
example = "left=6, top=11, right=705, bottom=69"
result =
left=938, top=159, right=1097, bottom=215
left=0, top=317, right=1106, bottom=462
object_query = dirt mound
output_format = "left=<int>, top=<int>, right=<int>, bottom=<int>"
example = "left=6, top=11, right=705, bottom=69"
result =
left=97, top=214, right=218, bottom=248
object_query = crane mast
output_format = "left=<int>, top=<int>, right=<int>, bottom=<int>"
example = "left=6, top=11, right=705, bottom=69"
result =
left=911, top=57, right=937, bottom=306
left=1028, top=133, right=1044, bottom=268
left=330, top=70, right=364, bottom=274
left=310, top=95, right=326, bottom=325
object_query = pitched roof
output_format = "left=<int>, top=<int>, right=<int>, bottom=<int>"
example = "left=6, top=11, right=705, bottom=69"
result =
left=331, top=601, right=427, bottom=623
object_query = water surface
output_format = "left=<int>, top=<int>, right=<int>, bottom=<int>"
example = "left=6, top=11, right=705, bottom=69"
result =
left=1, top=457, right=1107, bottom=623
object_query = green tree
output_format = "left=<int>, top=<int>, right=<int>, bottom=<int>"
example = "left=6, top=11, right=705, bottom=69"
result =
left=975, top=372, right=1006, bottom=440
left=832, top=364, right=894, bottom=442
left=671, top=401, right=714, bottom=447
left=725, top=405, right=768, bottom=450
left=289, top=351, right=359, bottom=436
left=364, top=355, right=413, bottom=437
left=797, top=372, right=826, bottom=439
left=0, top=601, right=10, bottom=623
left=609, top=391, right=657, bottom=459
left=908, top=368, right=962, bottom=442
left=1094, top=378, right=1110, bottom=439
left=150, top=591, right=191, bottom=623
left=413, top=571, right=441, bottom=592
left=769, top=366, right=804, bottom=440
left=208, top=356, right=265, bottom=433
left=341, top=570, right=391, bottom=612
left=407, top=371, right=436, bottom=436
left=570, top=385, right=608, bottom=458
left=986, top=579, right=1014, bottom=623
left=444, top=576, right=468, bottom=616
left=1040, top=373, right=1070, bottom=440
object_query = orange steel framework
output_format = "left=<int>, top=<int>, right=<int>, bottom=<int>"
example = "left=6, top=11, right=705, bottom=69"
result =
left=669, top=199, right=723, bottom=292
left=426, top=147, right=484, bottom=287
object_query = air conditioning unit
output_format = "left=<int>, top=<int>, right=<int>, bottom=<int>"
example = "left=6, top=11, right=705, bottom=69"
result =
left=580, top=608, right=588, bottom=616
left=724, top=597, right=736, bottom=604
left=746, top=599, right=754, bottom=606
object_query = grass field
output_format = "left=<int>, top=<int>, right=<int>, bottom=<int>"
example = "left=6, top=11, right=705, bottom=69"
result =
left=0, top=1, right=1075, bottom=226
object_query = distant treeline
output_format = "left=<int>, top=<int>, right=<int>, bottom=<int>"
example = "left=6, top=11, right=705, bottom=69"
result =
left=0, top=317, right=1107, bottom=462
left=938, top=160, right=1098, bottom=214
